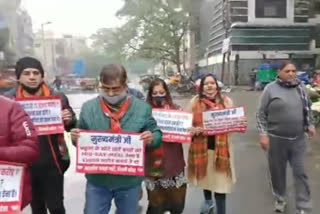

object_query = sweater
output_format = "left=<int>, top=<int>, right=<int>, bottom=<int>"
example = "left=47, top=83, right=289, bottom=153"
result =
left=77, top=96, right=162, bottom=189
left=256, top=81, right=309, bottom=138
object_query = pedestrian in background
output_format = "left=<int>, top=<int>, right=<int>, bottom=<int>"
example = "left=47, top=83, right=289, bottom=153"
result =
left=188, top=73, right=236, bottom=214
left=145, top=78, right=187, bottom=214
left=257, top=61, right=314, bottom=214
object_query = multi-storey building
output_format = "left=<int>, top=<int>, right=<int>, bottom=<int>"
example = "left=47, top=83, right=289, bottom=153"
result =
left=197, top=0, right=319, bottom=84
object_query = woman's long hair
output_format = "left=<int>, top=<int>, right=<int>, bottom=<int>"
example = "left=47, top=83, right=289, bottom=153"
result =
left=146, top=78, right=174, bottom=108
left=199, top=73, right=225, bottom=107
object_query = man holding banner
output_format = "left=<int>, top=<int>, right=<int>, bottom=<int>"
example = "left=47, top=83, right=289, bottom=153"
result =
left=0, top=95, right=39, bottom=211
left=5, top=57, right=77, bottom=214
left=71, top=64, right=162, bottom=214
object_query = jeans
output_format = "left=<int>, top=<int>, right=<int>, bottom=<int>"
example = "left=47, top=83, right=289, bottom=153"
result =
left=203, top=190, right=226, bottom=214
left=84, top=181, right=141, bottom=214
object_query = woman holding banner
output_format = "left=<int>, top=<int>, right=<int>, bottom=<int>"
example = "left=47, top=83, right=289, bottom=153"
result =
left=188, top=74, right=236, bottom=214
left=145, top=78, right=187, bottom=214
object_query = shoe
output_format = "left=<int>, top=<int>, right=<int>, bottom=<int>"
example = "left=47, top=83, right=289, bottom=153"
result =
left=200, top=200, right=215, bottom=214
left=274, top=200, right=286, bottom=213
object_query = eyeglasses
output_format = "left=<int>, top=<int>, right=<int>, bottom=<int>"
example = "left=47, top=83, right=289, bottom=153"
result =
left=99, top=85, right=125, bottom=94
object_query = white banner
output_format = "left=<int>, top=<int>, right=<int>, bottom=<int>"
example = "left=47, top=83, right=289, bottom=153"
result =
left=203, top=106, right=247, bottom=135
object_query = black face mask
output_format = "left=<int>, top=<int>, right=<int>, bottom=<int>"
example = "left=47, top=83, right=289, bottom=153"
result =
left=20, top=82, right=43, bottom=95
left=153, top=96, right=166, bottom=107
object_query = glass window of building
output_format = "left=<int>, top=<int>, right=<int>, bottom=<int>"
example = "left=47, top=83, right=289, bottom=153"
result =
left=255, top=0, right=287, bottom=18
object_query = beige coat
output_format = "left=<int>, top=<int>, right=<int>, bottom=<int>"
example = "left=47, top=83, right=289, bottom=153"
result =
left=187, top=95, right=237, bottom=193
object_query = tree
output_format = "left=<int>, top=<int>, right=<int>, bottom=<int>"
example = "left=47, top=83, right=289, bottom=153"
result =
left=90, top=28, right=127, bottom=61
left=77, top=49, right=119, bottom=78
left=116, top=0, right=190, bottom=74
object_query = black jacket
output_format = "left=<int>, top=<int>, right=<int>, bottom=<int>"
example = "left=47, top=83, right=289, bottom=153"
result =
left=5, top=87, right=77, bottom=174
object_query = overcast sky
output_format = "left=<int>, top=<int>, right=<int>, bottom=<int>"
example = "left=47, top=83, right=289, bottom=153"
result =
left=22, top=0, right=125, bottom=37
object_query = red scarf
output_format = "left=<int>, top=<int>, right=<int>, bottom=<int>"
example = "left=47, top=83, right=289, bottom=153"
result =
left=145, top=103, right=171, bottom=178
left=188, top=96, right=231, bottom=180
left=99, top=98, right=131, bottom=132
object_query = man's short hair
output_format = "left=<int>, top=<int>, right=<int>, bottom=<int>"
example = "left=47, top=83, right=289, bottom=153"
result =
left=100, top=64, right=127, bottom=85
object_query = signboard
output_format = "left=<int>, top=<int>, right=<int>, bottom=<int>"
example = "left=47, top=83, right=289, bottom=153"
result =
left=221, top=38, right=230, bottom=54
left=16, top=96, right=64, bottom=135
left=0, top=162, right=24, bottom=214
left=203, top=106, right=247, bottom=135
left=76, top=131, right=145, bottom=176
left=152, top=109, right=193, bottom=143
left=72, top=60, right=86, bottom=76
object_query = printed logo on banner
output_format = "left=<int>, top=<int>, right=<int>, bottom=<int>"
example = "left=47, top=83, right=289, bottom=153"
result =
left=76, top=131, right=145, bottom=176
left=16, top=96, right=64, bottom=135
left=152, top=109, right=193, bottom=143
left=0, top=162, right=25, bottom=214
left=203, top=106, right=247, bottom=135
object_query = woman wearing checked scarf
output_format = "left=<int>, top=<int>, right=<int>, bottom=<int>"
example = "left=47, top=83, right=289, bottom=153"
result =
left=188, top=73, right=237, bottom=214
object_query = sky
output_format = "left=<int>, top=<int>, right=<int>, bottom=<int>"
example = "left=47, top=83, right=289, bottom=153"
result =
left=21, top=0, right=125, bottom=37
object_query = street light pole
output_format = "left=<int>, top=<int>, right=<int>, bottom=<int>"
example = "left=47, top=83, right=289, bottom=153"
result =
left=41, top=21, right=52, bottom=67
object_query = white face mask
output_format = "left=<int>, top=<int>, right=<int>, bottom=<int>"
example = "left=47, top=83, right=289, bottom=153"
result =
left=100, top=90, right=128, bottom=105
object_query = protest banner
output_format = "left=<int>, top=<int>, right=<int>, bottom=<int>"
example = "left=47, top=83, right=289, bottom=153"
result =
left=203, top=106, right=247, bottom=135
left=76, top=131, right=145, bottom=176
left=16, top=96, right=64, bottom=135
left=0, top=162, right=25, bottom=214
left=152, top=109, right=193, bottom=143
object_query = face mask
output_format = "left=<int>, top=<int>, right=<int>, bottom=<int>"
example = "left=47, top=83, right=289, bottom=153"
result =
left=153, top=96, right=166, bottom=107
left=100, top=90, right=128, bottom=105
left=20, top=82, right=43, bottom=95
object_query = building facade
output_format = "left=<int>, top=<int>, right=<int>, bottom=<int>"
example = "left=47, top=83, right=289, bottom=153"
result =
left=197, top=0, right=319, bottom=85
left=0, top=0, right=33, bottom=64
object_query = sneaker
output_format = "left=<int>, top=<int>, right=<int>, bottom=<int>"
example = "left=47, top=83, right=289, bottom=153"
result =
left=296, top=210, right=307, bottom=214
left=274, top=200, right=286, bottom=213
left=200, top=200, right=215, bottom=214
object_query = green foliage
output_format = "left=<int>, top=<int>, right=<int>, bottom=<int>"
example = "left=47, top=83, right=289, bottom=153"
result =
left=90, top=0, right=191, bottom=75
left=116, top=0, right=190, bottom=69
left=78, top=48, right=153, bottom=78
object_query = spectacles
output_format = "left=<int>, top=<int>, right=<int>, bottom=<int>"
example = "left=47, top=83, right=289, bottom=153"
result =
left=99, top=85, right=125, bottom=94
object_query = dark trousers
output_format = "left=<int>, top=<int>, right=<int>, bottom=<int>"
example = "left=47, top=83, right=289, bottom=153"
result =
left=147, top=184, right=187, bottom=214
left=30, top=167, right=65, bottom=214
left=268, top=134, right=312, bottom=212
left=204, top=190, right=226, bottom=214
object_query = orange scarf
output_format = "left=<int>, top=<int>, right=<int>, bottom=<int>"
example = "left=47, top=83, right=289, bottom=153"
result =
left=17, top=83, right=51, bottom=98
left=188, top=96, right=231, bottom=180
left=99, top=98, right=131, bottom=132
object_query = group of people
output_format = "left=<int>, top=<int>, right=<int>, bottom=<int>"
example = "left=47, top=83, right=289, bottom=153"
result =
left=0, top=56, right=314, bottom=214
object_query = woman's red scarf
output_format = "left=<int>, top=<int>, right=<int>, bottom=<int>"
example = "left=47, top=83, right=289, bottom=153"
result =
left=188, top=96, right=232, bottom=180
left=145, top=104, right=172, bottom=178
